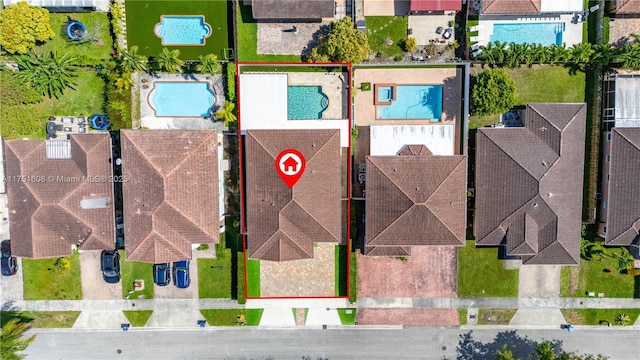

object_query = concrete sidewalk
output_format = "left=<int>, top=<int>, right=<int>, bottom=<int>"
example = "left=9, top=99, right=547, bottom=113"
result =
left=2, top=299, right=243, bottom=312
left=359, top=297, right=640, bottom=309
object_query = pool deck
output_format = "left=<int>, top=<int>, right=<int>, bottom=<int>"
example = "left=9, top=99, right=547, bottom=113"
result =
left=138, top=73, right=226, bottom=131
left=475, top=14, right=583, bottom=47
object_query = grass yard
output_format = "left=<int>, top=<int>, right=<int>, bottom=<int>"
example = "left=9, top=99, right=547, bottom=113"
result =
left=561, top=309, right=640, bottom=326
left=458, top=309, right=468, bottom=325
left=468, top=65, right=586, bottom=128
left=246, top=258, right=260, bottom=298
left=200, top=309, right=263, bottom=326
left=458, top=241, right=518, bottom=297
left=478, top=309, right=517, bottom=325
left=123, top=310, right=153, bottom=327
left=560, top=253, right=636, bottom=298
left=23, top=252, right=82, bottom=300
left=24, top=311, right=80, bottom=328
left=120, top=251, right=154, bottom=300
left=349, top=251, right=357, bottom=303
left=35, top=70, right=105, bottom=119
left=236, top=1, right=301, bottom=62
left=198, top=244, right=232, bottom=298
left=38, top=13, right=112, bottom=65
left=335, top=245, right=348, bottom=296
left=337, top=308, right=356, bottom=325
left=366, top=16, right=408, bottom=57
left=125, top=0, right=231, bottom=60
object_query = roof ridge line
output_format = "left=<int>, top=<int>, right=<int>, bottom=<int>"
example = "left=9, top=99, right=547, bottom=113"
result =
left=368, top=157, right=414, bottom=203
left=157, top=200, right=214, bottom=242
left=278, top=228, right=315, bottom=258
left=289, top=198, right=340, bottom=242
left=165, top=131, right=217, bottom=178
left=423, top=159, right=466, bottom=242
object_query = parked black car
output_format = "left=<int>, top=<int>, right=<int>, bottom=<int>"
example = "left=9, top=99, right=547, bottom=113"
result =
left=172, top=260, right=190, bottom=289
left=1, top=240, right=17, bottom=276
left=100, top=250, right=121, bottom=283
left=153, top=262, right=170, bottom=286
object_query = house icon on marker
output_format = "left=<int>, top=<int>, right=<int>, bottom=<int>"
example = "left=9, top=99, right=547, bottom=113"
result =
left=283, top=156, right=299, bottom=172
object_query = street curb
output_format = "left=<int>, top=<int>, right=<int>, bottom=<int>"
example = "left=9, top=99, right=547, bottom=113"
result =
left=461, top=324, right=640, bottom=331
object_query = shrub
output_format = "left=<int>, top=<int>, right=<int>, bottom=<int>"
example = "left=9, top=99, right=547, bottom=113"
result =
left=196, top=244, right=210, bottom=251
left=471, top=69, right=517, bottom=116
left=226, top=63, right=236, bottom=102
left=0, top=2, right=55, bottom=54
left=425, top=43, right=438, bottom=56
left=51, top=258, right=71, bottom=273
left=404, top=37, right=417, bottom=52
left=361, top=82, right=371, bottom=91
left=394, top=55, right=403, bottom=62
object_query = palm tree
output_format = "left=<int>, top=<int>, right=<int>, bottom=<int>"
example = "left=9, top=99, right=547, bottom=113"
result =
left=215, top=101, right=237, bottom=126
left=157, top=48, right=184, bottom=73
left=591, top=44, right=617, bottom=68
left=614, top=248, right=635, bottom=272
left=615, top=313, right=630, bottom=325
left=548, top=44, right=570, bottom=65
left=614, top=42, right=640, bottom=70
left=14, top=51, right=78, bottom=99
left=118, top=46, right=146, bottom=73
left=196, top=53, right=222, bottom=74
left=492, top=41, right=508, bottom=66
left=570, top=43, right=595, bottom=65
left=0, top=318, right=36, bottom=360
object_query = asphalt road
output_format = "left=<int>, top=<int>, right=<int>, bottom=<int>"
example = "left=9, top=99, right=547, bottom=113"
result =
left=25, top=327, right=639, bottom=360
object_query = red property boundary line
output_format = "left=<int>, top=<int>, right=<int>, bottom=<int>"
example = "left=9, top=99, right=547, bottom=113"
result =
left=237, top=62, right=352, bottom=300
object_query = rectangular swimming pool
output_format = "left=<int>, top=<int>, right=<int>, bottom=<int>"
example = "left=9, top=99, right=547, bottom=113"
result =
left=376, top=85, right=443, bottom=121
left=148, top=82, right=216, bottom=117
left=288, top=86, right=329, bottom=120
left=491, top=22, right=564, bottom=45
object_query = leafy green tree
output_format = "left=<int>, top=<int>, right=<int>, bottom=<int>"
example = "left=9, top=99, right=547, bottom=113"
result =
left=614, top=41, right=640, bottom=70
left=118, top=46, right=146, bottom=73
left=0, top=318, right=36, bottom=360
left=471, top=69, right=517, bottom=116
left=613, top=248, right=634, bottom=272
left=0, top=1, right=55, bottom=54
left=404, top=37, right=417, bottom=52
left=197, top=53, right=222, bottom=74
left=307, top=17, right=370, bottom=64
left=496, top=344, right=519, bottom=360
left=0, top=72, right=42, bottom=139
left=14, top=51, right=79, bottom=99
left=215, top=101, right=237, bottom=127
left=157, top=48, right=184, bottom=73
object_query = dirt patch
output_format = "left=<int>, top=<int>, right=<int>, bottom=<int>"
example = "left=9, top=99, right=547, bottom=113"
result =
left=478, top=309, right=517, bottom=325
left=357, top=246, right=457, bottom=298
left=356, top=308, right=459, bottom=326
left=568, top=266, right=579, bottom=294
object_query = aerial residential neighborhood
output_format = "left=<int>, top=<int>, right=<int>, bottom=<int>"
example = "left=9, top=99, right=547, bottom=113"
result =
left=0, top=0, right=639, bottom=359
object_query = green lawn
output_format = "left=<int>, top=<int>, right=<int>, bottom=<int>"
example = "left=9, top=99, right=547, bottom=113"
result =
left=236, top=1, right=300, bottom=62
left=469, top=65, right=586, bottom=128
left=366, top=16, right=408, bottom=57
left=123, top=310, right=153, bottom=327
left=198, top=243, right=232, bottom=298
left=457, top=241, right=518, bottom=297
left=561, top=309, right=640, bottom=325
left=38, top=13, right=112, bottom=65
left=200, top=309, right=263, bottom=326
left=349, top=251, right=357, bottom=303
left=477, top=309, right=517, bottom=325
left=125, top=0, right=230, bottom=60
left=246, top=259, right=260, bottom=298
left=24, top=311, right=80, bottom=328
left=120, top=251, right=154, bottom=300
left=22, top=252, right=82, bottom=300
left=560, top=251, right=636, bottom=298
left=335, top=245, right=348, bottom=296
left=337, top=308, right=356, bottom=325
left=458, top=309, right=468, bottom=325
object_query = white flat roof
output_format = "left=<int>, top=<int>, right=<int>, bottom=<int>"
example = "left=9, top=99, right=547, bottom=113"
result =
left=370, top=125, right=455, bottom=156
left=239, top=73, right=349, bottom=147
left=614, top=75, right=640, bottom=128
left=540, top=0, right=582, bottom=13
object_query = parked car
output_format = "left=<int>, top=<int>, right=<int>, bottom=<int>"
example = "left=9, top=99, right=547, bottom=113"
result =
left=153, top=262, right=170, bottom=286
left=172, top=260, right=190, bottom=288
left=100, top=250, right=121, bottom=283
left=1, top=240, right=18, bottom=276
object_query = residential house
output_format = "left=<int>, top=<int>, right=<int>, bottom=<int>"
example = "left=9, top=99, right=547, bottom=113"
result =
left=246, top=0, right=335, bottom=21
left=481, top=0, right=583, bottom=14
left=475, top=103, right=587, bottom=265
left=410, top=0, right=462, bottom=13
left=120, top=130, right=219, bottom=263
left=609, top=0, right=640, bottom=17
left=3, top=134, right=115, bottom=258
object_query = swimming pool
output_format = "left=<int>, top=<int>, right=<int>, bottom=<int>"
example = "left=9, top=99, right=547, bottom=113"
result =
left=376, top=85, right=443, bottom=121
left=148, top=82, right=216, bottom=117
left=491, top=22, right=564, bottom=45
left=288, top=86, right=329, bottom=120
left=154, top=15, right=211, bottom=46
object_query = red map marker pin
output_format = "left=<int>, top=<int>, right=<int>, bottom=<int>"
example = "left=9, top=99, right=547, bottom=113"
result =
left=275, top=149, right=306, bottom=188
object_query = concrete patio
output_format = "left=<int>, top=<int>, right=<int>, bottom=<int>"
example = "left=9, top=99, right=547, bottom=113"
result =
left=257, top=22, right=330, bottom=55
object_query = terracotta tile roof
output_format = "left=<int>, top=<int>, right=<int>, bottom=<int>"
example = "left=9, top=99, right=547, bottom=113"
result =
left=606, top=128, right=640, bottom=245
left=251, top=0, right=334, bottom=19
left=410, top=0, right=463, bottom=11
left=4, top=134, right=115, bottom=258
left=616, top=0, right=640, bottom=14
left=245, top=129, right=341, bottom=261
left=121, top=130, right=219, bottom=263
left=482, top=0, right=541, bottom=14
left=365, top=148, right=467, bottom=250
left=475, top=103, right=586, bottom=265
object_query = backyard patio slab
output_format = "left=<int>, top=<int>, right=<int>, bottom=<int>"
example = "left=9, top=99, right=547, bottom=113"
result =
left=257, top=22, right=330, bottom=55
left=609, top=18, right=640, bottom=47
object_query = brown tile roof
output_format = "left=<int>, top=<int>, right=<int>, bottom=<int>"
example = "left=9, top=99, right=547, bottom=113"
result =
left=482, top=0, right=541, bottom=14
left=365, top=149, right=467, bottom=250
left=475, top=103, right=586, bottom=265
left=616, top=0, right=640, bottom=14
left=606, top=128, right=640, bottom=245
left=251, top=0, right=334, bottom=20
left=364, top=246, right=412, bottom=257
left=4, top=134, right=115, bottom=258
left=121, top=130, right=219, bottom=263
left=245, top=129, right=341, bottom=261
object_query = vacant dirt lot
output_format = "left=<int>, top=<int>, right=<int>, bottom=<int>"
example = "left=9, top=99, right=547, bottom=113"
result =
left=357, top=246, right=457, bottom=298
left=356, top=308, right=459, bottom=326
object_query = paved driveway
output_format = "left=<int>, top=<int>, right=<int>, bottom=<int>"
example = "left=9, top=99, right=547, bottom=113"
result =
left=518, top=265, right=561, bottom=298
left=0, top=257, right=24, bottom=302
left=80, top=250, right=122, bottom=300
left=153, top=260, right=198, bottom=299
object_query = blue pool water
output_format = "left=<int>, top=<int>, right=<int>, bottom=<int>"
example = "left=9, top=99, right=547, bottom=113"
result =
left=288, top=86, right=329, bottom=120
left=376, top=85, right=443, bottom=121
left=149, top=82, right=216, bottom=117
left=491, top=22, right=564, bottom=45
left=154, top=15, right=211, bottom=45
